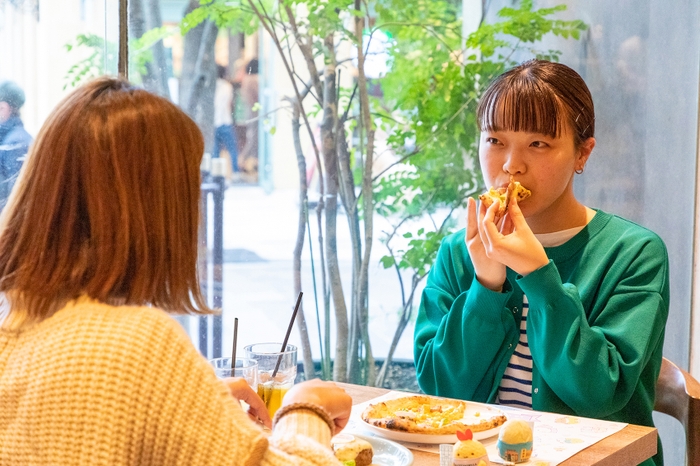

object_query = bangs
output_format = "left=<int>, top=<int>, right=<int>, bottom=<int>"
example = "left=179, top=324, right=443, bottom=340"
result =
left=477, top=74, right=568, bottom=138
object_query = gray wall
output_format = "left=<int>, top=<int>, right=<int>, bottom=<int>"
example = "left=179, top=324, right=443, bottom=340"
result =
left=485, top=1, right=700, bottom=463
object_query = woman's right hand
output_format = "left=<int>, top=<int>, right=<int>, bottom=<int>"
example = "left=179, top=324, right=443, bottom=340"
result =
left=466, top=197, right=506, bottom=292
left=222, top=377, right=272, bottom=428
left=281, top=379, right=352, bottom=435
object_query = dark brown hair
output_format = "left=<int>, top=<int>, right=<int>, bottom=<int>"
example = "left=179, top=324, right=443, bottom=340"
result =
left=0, top=77, right=212, bottom=318
left=477, top=59, right=595, bottom=147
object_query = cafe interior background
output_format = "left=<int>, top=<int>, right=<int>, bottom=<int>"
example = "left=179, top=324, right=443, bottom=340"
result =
left=1, top=0, right=698, bottom=463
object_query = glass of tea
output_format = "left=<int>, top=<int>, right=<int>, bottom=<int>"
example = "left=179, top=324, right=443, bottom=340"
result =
left=244, top=343, right=298, bottom=418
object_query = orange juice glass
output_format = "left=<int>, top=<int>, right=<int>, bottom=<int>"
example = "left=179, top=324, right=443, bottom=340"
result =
left=244, top=343, right=297, bottom=418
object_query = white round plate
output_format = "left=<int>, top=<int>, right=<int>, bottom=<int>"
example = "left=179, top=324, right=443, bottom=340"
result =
left=335, top=433, right=414, bottom=465
left=361, top=400, right=506, bottom=445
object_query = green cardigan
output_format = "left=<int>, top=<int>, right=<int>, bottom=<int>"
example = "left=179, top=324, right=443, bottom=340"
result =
left=414, top=210, right=669, bottom=466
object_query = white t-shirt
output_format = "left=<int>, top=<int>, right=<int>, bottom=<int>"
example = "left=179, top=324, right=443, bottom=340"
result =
left=214, top=78, right=234, bottom=127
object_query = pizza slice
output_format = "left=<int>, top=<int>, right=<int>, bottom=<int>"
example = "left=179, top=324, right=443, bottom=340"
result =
left=478, top=176, right=531, bottom=220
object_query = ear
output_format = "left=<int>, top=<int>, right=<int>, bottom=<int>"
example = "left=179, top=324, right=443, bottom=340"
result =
left=576, top=137, right=596, bottom=172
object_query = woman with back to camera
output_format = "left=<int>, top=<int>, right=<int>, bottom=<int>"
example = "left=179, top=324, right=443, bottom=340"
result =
left=0, top=77, right=351, bottom=465
left=414, top=60, right=668, bottom=466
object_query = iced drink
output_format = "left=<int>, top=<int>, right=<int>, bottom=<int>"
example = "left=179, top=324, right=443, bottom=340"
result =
left=245, top=343, right=297, bottom=418
left=257, top=380, right=292, bottom=417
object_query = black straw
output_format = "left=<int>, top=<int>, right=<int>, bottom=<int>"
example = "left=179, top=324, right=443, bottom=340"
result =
left=272, top=292, right=303, bottom=377
left=231, top=317, right=238, bottom=370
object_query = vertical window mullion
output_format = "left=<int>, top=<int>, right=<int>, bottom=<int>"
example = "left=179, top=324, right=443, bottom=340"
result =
left=118, top=0, right=128, bottom=78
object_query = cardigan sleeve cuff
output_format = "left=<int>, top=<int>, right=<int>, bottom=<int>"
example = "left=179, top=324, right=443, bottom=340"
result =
left=271, top=406, right=333, bottom=447
left=463, top=274, right=513, bottom=325
left=516, top=260, right=561, bottom=300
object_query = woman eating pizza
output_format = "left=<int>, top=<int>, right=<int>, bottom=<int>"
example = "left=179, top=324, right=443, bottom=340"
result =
left=413, top=59, right=669, bottom=466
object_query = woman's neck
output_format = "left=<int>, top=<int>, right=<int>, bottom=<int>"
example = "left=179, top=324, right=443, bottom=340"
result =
left=527, top=198, right=593, bottom=234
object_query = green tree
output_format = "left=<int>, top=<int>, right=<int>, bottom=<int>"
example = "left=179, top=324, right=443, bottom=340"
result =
left=180, top=0, right=586, bottom=386
left=372, top=0, right=586, bottom=384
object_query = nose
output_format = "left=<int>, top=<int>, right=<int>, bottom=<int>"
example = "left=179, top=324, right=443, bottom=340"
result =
left=502, top=148, right=526, bottom=175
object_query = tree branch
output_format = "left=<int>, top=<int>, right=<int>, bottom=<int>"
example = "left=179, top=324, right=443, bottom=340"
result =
left=372, top=95, right=477, bottom=182
left=371, top=21, right=463, bottom=64
left=282, top=3, right=324, bottom=99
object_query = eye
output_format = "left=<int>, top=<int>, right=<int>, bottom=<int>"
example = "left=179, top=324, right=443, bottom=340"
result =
left=530, top=140, right=549, bottom=148
left=485, top=137, right=500, bottom=145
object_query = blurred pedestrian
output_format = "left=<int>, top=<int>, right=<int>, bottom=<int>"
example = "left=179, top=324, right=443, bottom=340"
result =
left=239, top=58, right=259, bottom=176
left=0, top=81, right=32, bottom=207
left=213, top=64, right=240, bottom=180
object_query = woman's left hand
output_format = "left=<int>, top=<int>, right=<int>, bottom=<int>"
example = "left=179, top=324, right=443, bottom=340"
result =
left=222, top=377, right=272, bottom=428
left=479, top=196, right=549, bottom=276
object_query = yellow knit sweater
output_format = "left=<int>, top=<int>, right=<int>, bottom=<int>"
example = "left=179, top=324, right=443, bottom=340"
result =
left=0, top=298, right=342, bottom=465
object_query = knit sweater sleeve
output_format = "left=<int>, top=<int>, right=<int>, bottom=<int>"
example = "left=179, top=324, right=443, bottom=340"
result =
left=4, top=300, right=341, bottom=466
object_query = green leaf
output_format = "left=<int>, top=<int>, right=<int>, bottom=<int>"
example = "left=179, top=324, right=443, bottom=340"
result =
left=63, top=33, right=117, bottom=89
left=180, top=7, right=208, bottom=34
left=380, top=255, right=396, bottom=269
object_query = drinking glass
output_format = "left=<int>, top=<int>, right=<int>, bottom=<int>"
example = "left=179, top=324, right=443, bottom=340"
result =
left=244, top=343, right=297, bottom=417
left=209, top=357, right=259, bottom=391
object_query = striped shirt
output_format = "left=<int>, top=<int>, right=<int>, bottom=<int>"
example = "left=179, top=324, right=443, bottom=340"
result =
left=496, top=222, right=588, bottom=410
left=498, top=295, right=533, bottom=409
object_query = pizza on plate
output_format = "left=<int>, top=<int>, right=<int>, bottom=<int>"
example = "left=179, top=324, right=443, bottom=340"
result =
left=361, top=395, right=507, bottom=436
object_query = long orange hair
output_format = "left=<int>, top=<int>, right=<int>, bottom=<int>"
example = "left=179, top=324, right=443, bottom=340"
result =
left=0, top=77, right=212, bottom=318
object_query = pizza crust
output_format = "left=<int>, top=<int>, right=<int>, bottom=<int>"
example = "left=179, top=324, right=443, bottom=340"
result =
left=361, top=395, right=507, bottom=436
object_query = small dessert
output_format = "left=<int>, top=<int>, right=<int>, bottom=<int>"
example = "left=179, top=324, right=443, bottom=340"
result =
left=497, top=419, right=534, bottom=463
left=332, top=434, right=373, bottom=466
left=453, top=429, right=490, bottom=466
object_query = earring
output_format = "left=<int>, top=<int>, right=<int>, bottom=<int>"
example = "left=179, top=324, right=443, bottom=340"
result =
left=575, top=167, right=584, bottom=174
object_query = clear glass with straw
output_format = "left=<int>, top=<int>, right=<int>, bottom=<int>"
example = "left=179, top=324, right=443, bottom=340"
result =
left=244, top=342, right=297, bottom=418
left=244, top=292, right=302, bottom=417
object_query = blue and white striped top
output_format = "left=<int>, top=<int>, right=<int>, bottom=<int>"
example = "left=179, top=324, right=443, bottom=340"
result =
left=495, top=224, right=588, bottom=410
left=497, top=295, right=533, bottom=409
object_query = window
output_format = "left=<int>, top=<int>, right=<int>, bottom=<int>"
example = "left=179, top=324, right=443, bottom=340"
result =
left=0, top=0, right=119, bottom=207
left=1, top=2, right=698, bottom=462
